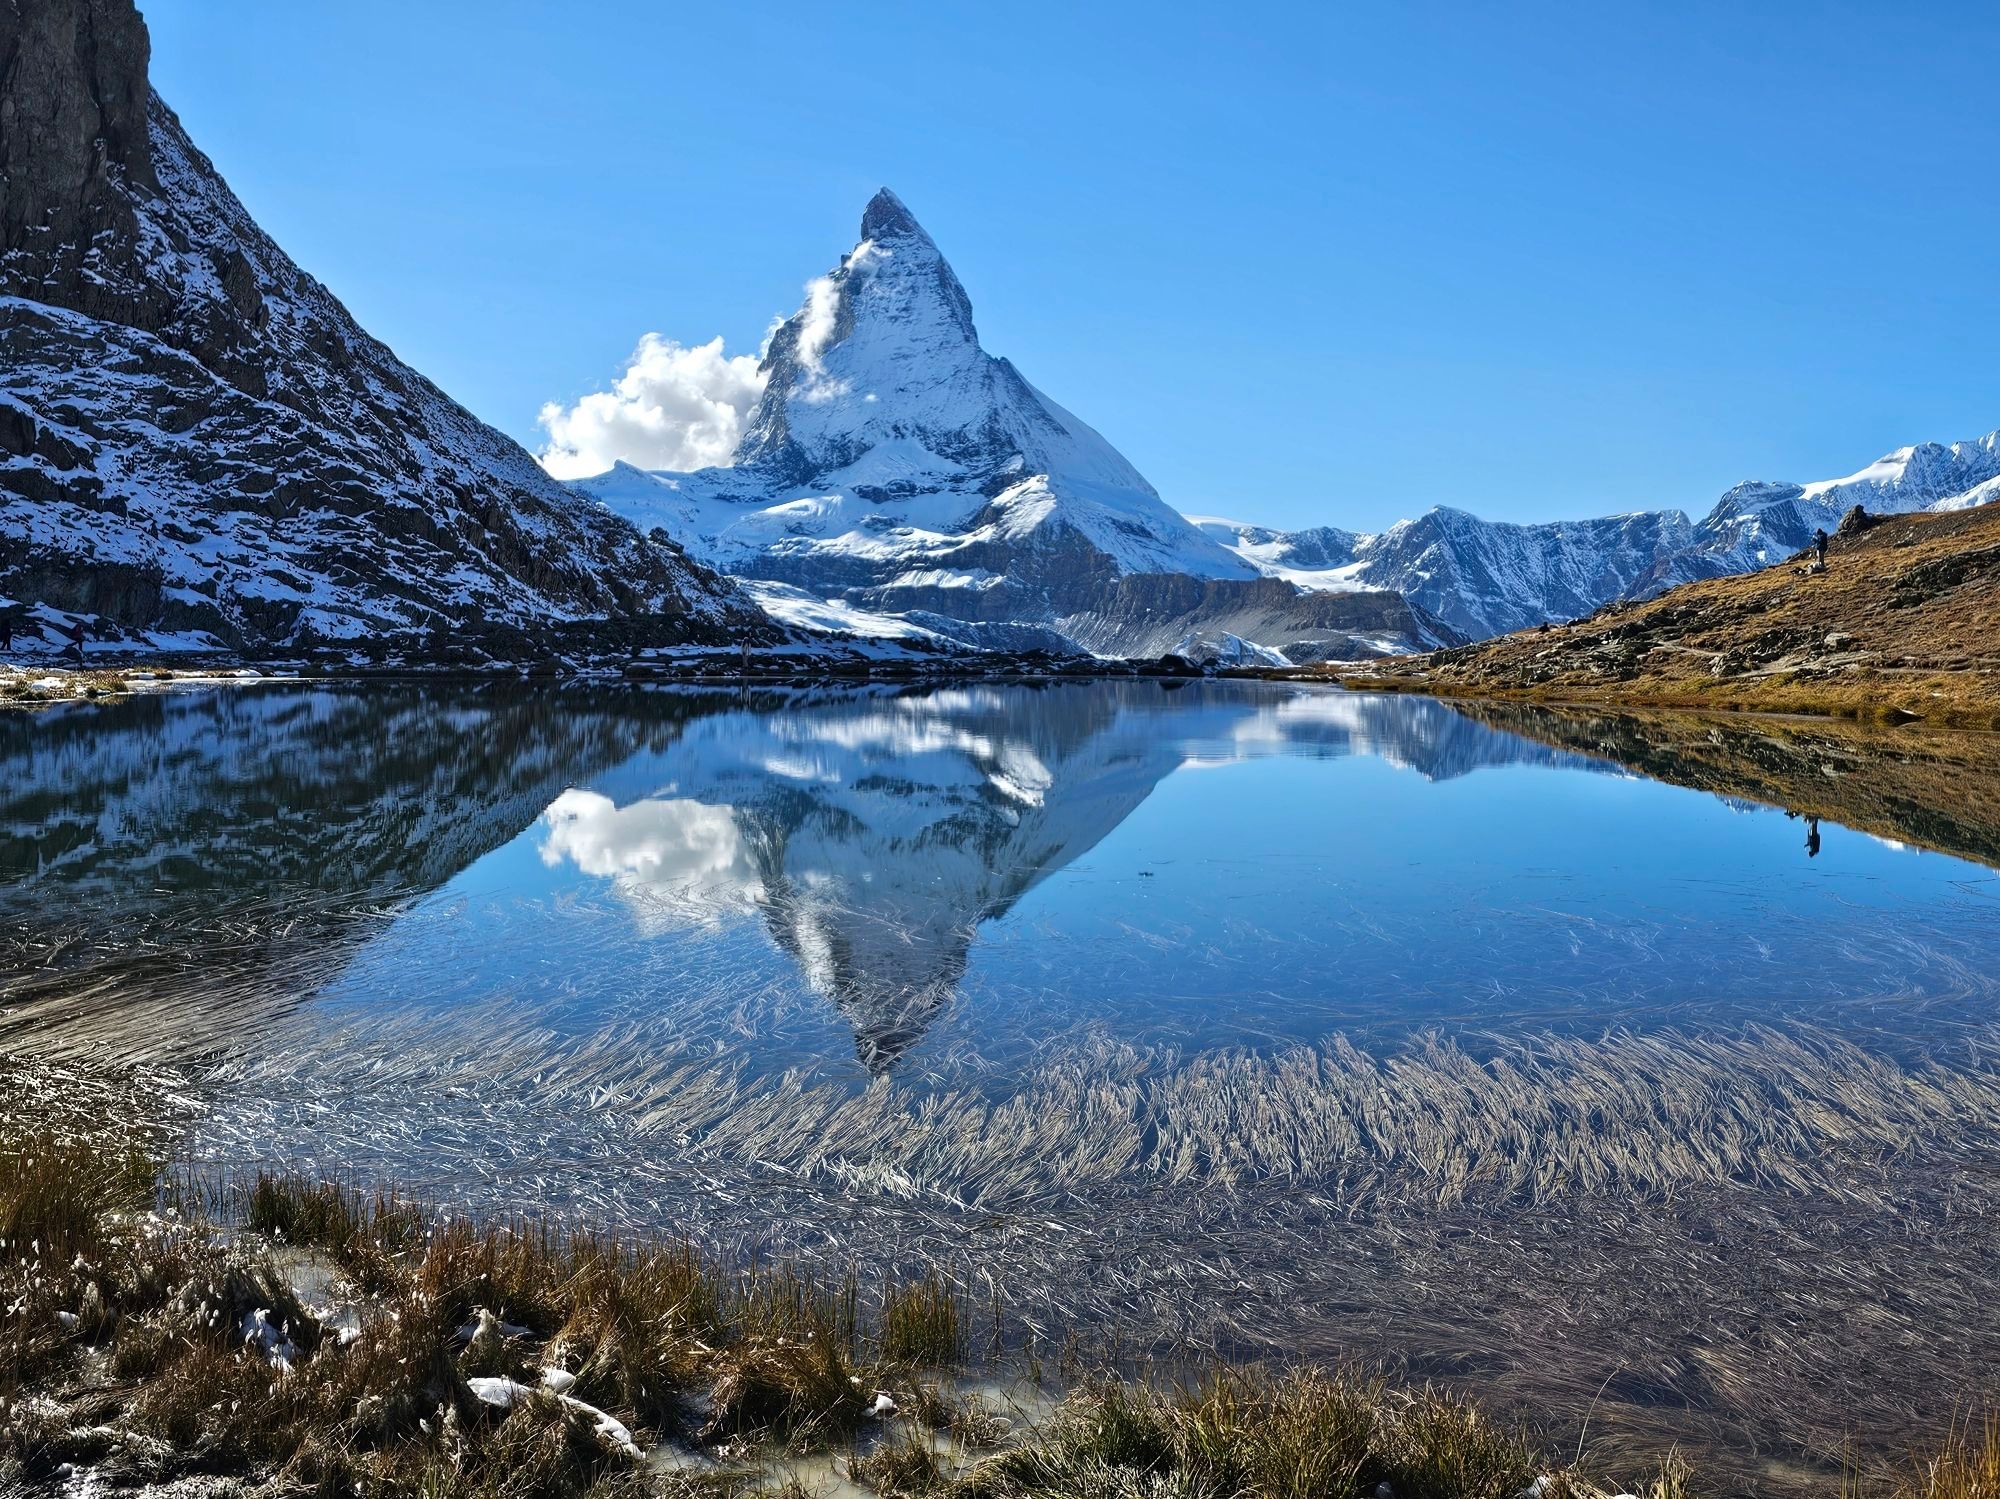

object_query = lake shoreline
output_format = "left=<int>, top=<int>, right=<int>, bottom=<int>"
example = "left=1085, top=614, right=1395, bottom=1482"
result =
left=1320, top=671, right=2000, bottom=730
left=0, top=654, right=1229, bottom=709
left=18, top=657, right=2000, bottom=741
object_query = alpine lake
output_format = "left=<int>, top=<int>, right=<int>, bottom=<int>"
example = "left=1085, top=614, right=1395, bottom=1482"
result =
left=8, top=677, right=2000, bottom=1489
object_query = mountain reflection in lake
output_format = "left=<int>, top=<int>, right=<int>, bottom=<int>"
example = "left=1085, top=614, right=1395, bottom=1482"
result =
left=13, top=679, right=1996, bottom=1069
left=6, top=679, right=2000, bottom=1484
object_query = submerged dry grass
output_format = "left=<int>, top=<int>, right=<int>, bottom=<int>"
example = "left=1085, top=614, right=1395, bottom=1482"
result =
left=172, top=1009, right=2000, bottom=1485
left=0, top=1065, right=1995, bottom=1499
left=387, top=1022, right=2000, bottom=1214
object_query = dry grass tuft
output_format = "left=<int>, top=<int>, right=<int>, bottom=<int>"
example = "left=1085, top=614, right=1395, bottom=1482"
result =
left=1897, top=1415, right=2000, bottom=1499
left=956, top=1372, right=1510, bottom=1499
left=851, top=1430, right=948, bottom=1496
left=882, top=1273, right=967, bottom=1367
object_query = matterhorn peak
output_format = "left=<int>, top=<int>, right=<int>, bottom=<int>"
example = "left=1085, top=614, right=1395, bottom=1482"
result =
left=732, top=184, right=1176, bottom=496
left=860, top=186, right=929, bottom=244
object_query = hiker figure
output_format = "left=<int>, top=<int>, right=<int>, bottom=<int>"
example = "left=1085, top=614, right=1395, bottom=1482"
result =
left=1804, top=815, right=1821, bottom=859
left=65, top=618, right=86, bottom=663
left=1813, top=528, right=1829, bottom=569
left=0, top=617, right=11, bottom=653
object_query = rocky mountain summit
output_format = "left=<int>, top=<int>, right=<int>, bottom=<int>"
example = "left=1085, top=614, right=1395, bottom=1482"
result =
left=0, top=0, right=764, bottom=655
left=579, top=191, right=1453, bottom=663
left=1647, top=429, right=2000, bottom=592
left=1196, top=509, right=1696, bottom=641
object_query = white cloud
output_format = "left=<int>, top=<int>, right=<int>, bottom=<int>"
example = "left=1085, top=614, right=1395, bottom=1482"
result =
left=791, top=242, right=884, bottom=404
left=795, top=272, right=844, bottom=372
left=538, top=788, right=765, bottom=931
left=536, top=334, right=767, bottom=480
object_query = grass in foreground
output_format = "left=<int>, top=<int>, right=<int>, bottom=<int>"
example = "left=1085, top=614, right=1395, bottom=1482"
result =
left=0, top=1100, right=1991, bottom=1498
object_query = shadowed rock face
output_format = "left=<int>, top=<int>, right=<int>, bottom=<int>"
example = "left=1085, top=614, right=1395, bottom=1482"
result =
left=0, top=0, right=764, bottom=652
left=1, top=1, right=156, bottom=284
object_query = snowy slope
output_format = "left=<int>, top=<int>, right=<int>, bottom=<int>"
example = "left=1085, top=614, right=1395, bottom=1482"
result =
left=576, top=191, right=1444, bottom=662
left=739, top=579, right=1078, bottom=656
left=0, top=0, right=761, bottom=654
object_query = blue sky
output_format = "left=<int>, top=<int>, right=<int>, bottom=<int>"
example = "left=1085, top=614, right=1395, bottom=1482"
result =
left=145, top=1, right=1998, bottom=531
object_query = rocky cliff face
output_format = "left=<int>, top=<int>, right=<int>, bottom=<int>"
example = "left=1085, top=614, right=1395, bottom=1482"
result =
left=0, top=0, right=764, bottom=653
left=578, top=190, right=1447, bottom=661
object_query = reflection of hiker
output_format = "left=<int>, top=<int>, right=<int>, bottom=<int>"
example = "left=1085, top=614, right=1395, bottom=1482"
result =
left=1813, top=528, right=1829, bottom=569
left=1804, top=815, right=1821, bottom=859
left=65, top=618, right=86, bottom=663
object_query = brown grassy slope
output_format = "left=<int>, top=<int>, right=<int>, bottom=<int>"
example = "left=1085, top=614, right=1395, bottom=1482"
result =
left=1334, top=503, right=2000, bottom=726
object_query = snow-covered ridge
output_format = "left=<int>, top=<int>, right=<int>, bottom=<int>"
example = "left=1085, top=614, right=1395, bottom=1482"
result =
left=0, top=0, right=760, bottom=654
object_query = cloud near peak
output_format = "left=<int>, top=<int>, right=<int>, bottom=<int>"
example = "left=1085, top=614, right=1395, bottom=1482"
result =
left=537, top=333, right=767, bottom=480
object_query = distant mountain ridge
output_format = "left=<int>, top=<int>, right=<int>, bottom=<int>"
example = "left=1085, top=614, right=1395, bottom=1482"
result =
left=577, top=190, right=1455, bottom=663
left=1338, top=499, right=2000, bottom=728
left=1200, top=428, right=2000, bottom=640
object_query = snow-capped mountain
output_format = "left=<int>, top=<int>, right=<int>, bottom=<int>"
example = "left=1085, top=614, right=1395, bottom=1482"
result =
left=1202, top=428, right=2000, bottom=641
left=577, top=191, right=1452, bottom=662
left=1196, top=509, right=1696, bottom=640
left=0, top=0, right=761, bottom=654
left=1643, top=429, right=2000, bottom=591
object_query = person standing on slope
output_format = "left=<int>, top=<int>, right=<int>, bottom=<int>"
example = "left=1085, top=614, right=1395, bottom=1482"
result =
left=1813, top=528, right=1829, bottom=570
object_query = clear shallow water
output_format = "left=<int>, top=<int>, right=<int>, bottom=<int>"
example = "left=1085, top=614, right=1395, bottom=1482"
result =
left=8, top=679, right=2000, bottom=1471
